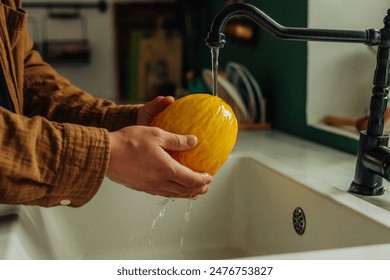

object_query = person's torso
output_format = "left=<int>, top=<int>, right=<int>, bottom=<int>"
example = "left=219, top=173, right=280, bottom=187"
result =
left=0, top=0, right=27, bottom=114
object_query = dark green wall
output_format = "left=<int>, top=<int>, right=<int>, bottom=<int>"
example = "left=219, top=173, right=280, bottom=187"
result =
left=188, top=0, right=358, bottom=154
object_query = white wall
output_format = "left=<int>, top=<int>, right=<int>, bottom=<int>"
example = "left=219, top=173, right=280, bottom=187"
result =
left=307, top=0, right=389, bottom=139
left=23, top=0, right=117, bottom=100
left=22, top=0, right=177, bottom=101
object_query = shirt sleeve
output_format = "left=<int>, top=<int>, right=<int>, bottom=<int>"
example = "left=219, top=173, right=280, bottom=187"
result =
left=22, top=32, right=141, bottom=132
left=0, top=106, right=110, bottom=207
left=0, top=21, right=137, bottom=207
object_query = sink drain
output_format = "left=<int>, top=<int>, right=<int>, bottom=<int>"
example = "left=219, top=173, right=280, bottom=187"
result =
left=292, top=207, right=306, bottom=235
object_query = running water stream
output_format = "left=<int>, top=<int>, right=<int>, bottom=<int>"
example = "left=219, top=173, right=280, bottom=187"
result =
left=150, top=198, right=170, bottom=230
left=146, top=198, right=195, bottom=259
left=179, top=199, right=194, bottom=259
left=210, top=47, right=220, bottom=96
left=145, top=47, right=220, bottom=258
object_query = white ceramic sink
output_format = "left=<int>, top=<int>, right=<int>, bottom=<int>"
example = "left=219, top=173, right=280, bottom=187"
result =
left=2, top=132, right=390, bottom=260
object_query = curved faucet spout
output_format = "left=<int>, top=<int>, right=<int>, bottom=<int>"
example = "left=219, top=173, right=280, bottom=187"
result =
left=206, top=2, right=390, bottom=196
left=206, top=3, right=380, bottom=48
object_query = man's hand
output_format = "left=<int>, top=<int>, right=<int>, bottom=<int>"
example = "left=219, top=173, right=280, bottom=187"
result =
left=107, top=126, right=212, bottom=198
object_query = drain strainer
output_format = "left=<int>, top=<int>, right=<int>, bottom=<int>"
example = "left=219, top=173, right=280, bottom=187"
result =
left=292, top=207, right=306, bottom=235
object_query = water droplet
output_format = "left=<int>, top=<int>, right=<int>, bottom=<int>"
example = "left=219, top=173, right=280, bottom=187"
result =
left=150, top=198, right=170, bottom=229
left=184, top=199, right=194, bottom=223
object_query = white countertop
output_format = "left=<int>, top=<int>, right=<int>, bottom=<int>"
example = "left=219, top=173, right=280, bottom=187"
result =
left=233, top=130, right=390, bottom=259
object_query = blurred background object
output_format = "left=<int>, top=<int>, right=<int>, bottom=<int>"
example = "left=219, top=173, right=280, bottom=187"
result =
left=41, top=10, right=91, bottom=65
left=223, top=0, right=258, bottom=46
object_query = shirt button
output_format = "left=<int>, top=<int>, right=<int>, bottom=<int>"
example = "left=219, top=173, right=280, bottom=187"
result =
left=60, top=199, right=71, bottom=206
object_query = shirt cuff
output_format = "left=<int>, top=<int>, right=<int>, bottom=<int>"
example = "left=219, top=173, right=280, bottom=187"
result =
left=41, top=124, right=110, bottom=207
left=102, top=104, right=142, bottom=132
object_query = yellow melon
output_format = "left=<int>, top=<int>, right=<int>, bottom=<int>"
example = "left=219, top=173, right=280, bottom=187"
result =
left=151, top=93, right=238, bottom=175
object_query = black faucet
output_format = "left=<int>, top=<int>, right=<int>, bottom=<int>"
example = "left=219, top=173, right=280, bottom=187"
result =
left=206, top=3, right=390, bottom=196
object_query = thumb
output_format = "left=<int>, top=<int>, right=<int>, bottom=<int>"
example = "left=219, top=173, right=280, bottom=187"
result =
left=161, top=132, right=198, bottom=152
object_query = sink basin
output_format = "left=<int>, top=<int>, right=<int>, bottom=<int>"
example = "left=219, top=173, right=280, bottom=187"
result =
left=3, top=147, right=390, bottom=260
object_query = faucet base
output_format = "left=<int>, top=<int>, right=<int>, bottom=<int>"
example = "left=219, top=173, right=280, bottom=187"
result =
left=348, top=182, right=385, bottom=196
left=349, top=132, right=388, bottom=196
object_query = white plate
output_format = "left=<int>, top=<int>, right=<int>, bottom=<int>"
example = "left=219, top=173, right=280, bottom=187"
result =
left=202, top=69, right=249, bottom=122
left=238, top=63, right=265, bottom=123
left=226, top=62, right=257, bottom=122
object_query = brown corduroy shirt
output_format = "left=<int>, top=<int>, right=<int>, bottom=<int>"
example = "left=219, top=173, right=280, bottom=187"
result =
left=0, top=0, right=140, bottom=207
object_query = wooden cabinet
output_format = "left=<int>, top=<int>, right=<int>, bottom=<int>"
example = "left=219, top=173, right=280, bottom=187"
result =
left=113, top=0, right=211, bottom=102
left=113, top=2, right=182, bottom=102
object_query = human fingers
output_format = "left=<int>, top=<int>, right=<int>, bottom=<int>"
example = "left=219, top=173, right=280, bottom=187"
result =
left=158, top=130, right=213, bottom=188
left=147, top=96, right=174, bottom=115
left=168, top=159, right=213, bottom=189
left=155, top=95, right=175, bottom=109
left=137, top=96, right=174, bottom=125
left=140, top=180, right=209, bottom=198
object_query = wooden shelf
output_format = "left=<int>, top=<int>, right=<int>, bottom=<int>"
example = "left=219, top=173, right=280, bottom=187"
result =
left=239, top=122, right=271, bottom=130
